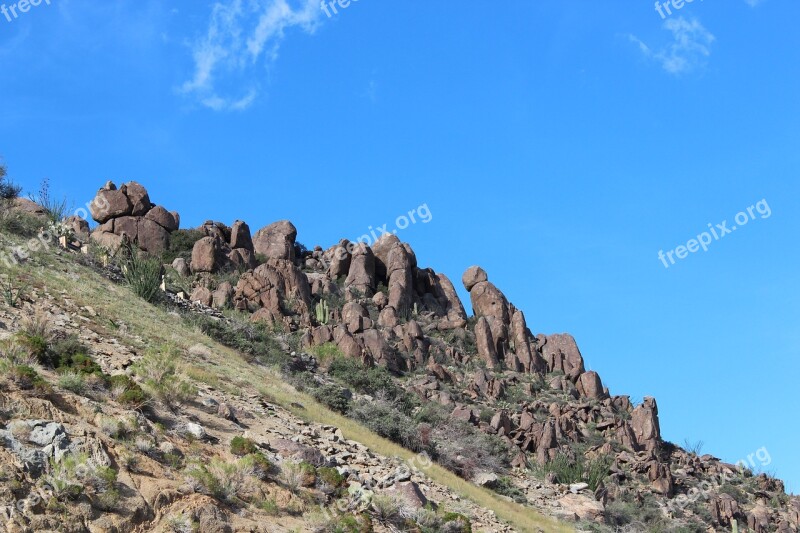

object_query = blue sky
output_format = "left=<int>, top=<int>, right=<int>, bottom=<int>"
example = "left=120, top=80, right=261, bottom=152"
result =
left=1, top=0, right=798, bottom=492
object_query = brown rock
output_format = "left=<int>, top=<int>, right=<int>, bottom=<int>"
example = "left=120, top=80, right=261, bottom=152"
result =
left=462, top=266, right=488, bottom=291
left=125, top=182, right=152, bottom=216
left=90, top=188, right=132, bottom=223
left=631, top=397, right=661, bottom=453
left=138, top=218, right=170, bottom=253
left=344, top=243, right=376, bottom=297
left=538, top=333, right=586, bottom=381
left=145, top=205, right=179, bottom=231
left=253, top=220, right=297, bottom=260
left=230, top=220, right=253, bottom=251
left=474, top=317, right=499, bottom=370
left=191, top=237, right=227, bottom=273
left=577, top=371, right=607, bottom=400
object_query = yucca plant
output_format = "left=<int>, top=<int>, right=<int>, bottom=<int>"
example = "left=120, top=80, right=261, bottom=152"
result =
left=121, top=246, right=163, bottom=303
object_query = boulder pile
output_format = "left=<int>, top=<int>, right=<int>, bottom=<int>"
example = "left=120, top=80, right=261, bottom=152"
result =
left=89, top=181, right=179, bottom=253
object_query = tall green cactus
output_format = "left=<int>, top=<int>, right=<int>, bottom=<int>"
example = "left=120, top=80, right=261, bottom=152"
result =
left=732, top=519, right=739, bottom=533
left=315, top=300, right=330, bottom=325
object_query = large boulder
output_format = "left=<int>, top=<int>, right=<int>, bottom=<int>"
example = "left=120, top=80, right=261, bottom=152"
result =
left=462, top=266, right=488, bottom=292
left=230, top=220, right=254, bottom=251
left=145, top=205, right=179, bottom=232
left=630, top=397, right=661, bottom=452
left=538, top=333, right=585, bottom=381
left=253, top=220, right=297, bottom=260
left=344, top=243, right=376, bottom=297
left=191, top=237, right=227, bottom=274
left=90, top=186, right=132, bottom=223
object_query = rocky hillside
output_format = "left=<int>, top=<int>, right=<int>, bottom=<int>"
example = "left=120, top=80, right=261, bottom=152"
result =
left=0, top=178, right=797, bottom=532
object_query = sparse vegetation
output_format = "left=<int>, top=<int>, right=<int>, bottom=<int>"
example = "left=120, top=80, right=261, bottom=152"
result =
left=121, top=245, right=163, bottom=303
left=29, top=178, right=71, bottom=224
left=533, top=452, right=611, bottom=492
left=132, top=346, right=196, bottom=409
left=0, top=163, right=22, bottom=200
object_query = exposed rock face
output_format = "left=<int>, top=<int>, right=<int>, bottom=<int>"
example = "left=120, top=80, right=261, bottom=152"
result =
left=88, top=181, right=178, bottom=253
left=64, top=215, right=90, bottom=241
left=386, top=241, right=414, bottom=312
left=538, top=333, right=585, bottom=381
left=344, top=243, right=376, bottom=297
left=233, top=259, right=312, bottom=330
left=191, top=237, right=227, bottom=274
left=631, top=397, right=661, bottom=452
left=474, top=317, right=500, bottom=369
left=253, top=220, right=297, bottom=261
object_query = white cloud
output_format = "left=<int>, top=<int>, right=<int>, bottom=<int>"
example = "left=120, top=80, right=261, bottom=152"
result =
left=629, top=17, right=715, bottom=76
left=181, top=0, right=321, bottom=111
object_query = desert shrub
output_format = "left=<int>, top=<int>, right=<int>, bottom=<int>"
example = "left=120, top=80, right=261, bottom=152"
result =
left=317, top=466, right=345, bottom=490
left=16, top=310, right=53, bottom=364
left=0, top=204, right=42, bottom=237
left=240, top=452, right=272, bottom=481
left=605, top=492, right=667, bottom=529
left=186, top=458, right=250, bottom=502
left=311, top=383, right=351, bottom=414
left=121, top=247, right=163, bottom=303
left=132, top=346, right=196, bottom=409
left=188, top=314, right=290, bottom=368
left=432, top=421, right=509, bottom=480
left=534, top=453, right=611, bottom=492
left=310, top=342, right=343, bottom=363
left=349, top=398, right=429, bottom=454
left=230, top=436, right=258, bottom=457
left=0, top=275, right=27, bottom=308
left=328, top=357, right=415, bottom=413
left=29, top=178, right=70, bottom=224
left=7, top=364, right=49, bottom=392
left=106, top=374, right=148, bottom=407
left=58, top=371, right=87, bottom=394
left=319, top=514, right=374, bottom=533
left=492, top=476, right=527, bottom=504
left=440, top=512, right=473, bottom=533
left=370, top=493, right=405, bottom=524
left=0, top=164, right=21, bottom=200
left=257, top=497, right=280, bottom=515
left=163, top=229, right=204, bottom=264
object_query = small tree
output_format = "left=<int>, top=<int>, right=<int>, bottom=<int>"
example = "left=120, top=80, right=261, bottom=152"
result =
left=0, top=164, right=22, bottom=200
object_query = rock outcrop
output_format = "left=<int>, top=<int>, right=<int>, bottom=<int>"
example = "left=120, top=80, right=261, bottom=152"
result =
left=89, top=181, right=179, bottom=253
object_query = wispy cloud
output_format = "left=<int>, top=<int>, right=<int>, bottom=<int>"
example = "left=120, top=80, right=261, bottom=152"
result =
left=180, top=0, right=321, bottom=111
left=629, top=17, right=715, bottom=76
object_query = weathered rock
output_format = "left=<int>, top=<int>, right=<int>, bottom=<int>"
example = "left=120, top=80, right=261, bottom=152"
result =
left=233, top=259, right=312, bottom=328
left=191, top=237, right=227, bottom=273
left=344, top=243, right=376, bottom=297
left=631, top=397, right=661, bottom=453
left=125, top=182, right=152, bottom=216
left=474, top=317, right=499, bottom=370
left=538, top=333, right=586, bottom=381
left=145, top=205, right=179, bottom=231
left=172, top=257, right=191, bottom=277
left=576, top=371, right=607, bottom=400
left=90, top=186, right=132, bottom=223
left=386, top=242, right=413, bottom=312
left=229, top=220, right=253, bottom=251
left=253, top=220, right=297, bottom=261
left=462, top=266, right=488, bottom=292
left=64, top=215, right=90, bottom=240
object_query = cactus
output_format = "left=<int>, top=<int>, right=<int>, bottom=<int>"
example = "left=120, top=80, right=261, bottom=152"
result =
left=315, top=300, right=330, bottom=325
left=732, top=520, right=739, bottom=533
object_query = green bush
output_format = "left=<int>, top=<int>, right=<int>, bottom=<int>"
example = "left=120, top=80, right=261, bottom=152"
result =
left=230, top=436, right=258, bottom=457
left=328, top=357, right=415, bottom=414
left=163, top=229, right=204, bottom=264
left=318, top=466, right=346, bottom=489
left=534, top=453, right=611, bottom=492
left=349, top=398, right=429, bottom=453
left=0, top=164, right=22, bottom=200
left=121, top=247, right=163, bottom=303
left=492, top=476, right=527, bottom=504
left=188, top=314, right=290, bottom=368
left=132, top=346, right=196, bottom=409
left=58, top=371, right=87, bottom=394
left=311, top=384, right=351, bottom=414
left=108, top=374, right=148, bottom=408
